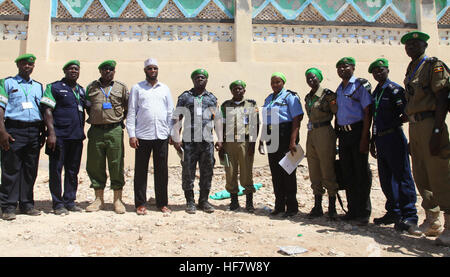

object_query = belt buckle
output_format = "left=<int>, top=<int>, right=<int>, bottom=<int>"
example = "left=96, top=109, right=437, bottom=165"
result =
left=344, top=125, right=352, bottom=132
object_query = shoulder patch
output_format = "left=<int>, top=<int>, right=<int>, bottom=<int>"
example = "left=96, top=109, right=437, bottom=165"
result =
left=434, top=66, right=444, bottom=73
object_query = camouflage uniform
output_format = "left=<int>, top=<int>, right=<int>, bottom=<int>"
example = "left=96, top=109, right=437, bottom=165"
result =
left=175, top=89, right=218, bottom=193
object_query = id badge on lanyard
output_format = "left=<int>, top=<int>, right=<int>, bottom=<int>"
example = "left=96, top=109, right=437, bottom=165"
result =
left=101, top=86, right=113, bottom=110
left=19, top=83, right=33, bottom=110
left=195, top=95, right=203, bottom=116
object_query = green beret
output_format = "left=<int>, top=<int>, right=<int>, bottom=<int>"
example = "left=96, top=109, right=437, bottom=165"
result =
left=305, top=68, right=323, bottom=82
left=98, top=60, right=116, bottom=70
left=191, top=68, right=209, bottom=79
left=368, top=58, right=389, bottom=73
left=401, top=31, right=430, bottom=44
left=271, top=72, right=286, bottom=83
left=63, top=60, right=80, bottom=70
left=336, top=57, right=356, bottom=67
left=229, top=80, right=246, bottom=90
left=15, top=53, right=36, bottom=64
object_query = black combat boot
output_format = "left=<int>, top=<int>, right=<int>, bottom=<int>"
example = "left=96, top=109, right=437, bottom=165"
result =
left=245, top=193, right=255, bottom=213
left=198, top=190, right=214, bottom=213
left=308, top=195, right=323, bottom=218
left=328, top=196, right=337, bottom=220
left=184, top=190, right=196, bottom=214
left=229, top=193, right=240, bottom=211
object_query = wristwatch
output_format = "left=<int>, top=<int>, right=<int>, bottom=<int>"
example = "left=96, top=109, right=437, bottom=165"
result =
left=433, top=128, right=441, bottom=134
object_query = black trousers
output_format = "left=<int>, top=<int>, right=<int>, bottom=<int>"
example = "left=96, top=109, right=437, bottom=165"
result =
left=267, top=128, right=298, bottom=214
left=338, top=125, right=372, bottom=219
left=0, top=125, right=41, bottom=212
left=49, top=139, right=83, bottom=210
left=134, top=139, right=168, bottom=208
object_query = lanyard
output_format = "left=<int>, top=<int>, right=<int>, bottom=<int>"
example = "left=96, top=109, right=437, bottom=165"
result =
left=72, top=85, right=80, bottom=103
left=100, top=86, right=112, bottom=101
left=374, top=88, right=386, bottom=119
left=268, top=89, right=284, bottom=107
left=307, top=95, right=319, bottom=108
left=195, top=95, right=203, bottom=105
left=18, top=83, right=31, bottom=99
left=407, top=56, right=427, bottom=82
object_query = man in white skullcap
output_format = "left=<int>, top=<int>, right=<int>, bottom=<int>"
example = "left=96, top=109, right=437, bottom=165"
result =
left=126, top=58, right=174, bottom=215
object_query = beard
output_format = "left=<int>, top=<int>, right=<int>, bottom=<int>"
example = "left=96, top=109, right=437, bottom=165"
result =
left=146, top=73, right=158, bottom=81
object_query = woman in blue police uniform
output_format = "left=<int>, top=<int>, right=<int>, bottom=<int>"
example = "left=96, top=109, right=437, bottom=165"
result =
left=368, top=58, right=420, bottom=235
left=41, top=60, right=86, bottom=215
left=0, top=54, right=45, bottom=220
left=259, top=72, right=303, bottom=218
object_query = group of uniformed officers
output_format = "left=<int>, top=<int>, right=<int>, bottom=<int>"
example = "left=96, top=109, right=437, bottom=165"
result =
left=0, top=31, right=448, bottom=247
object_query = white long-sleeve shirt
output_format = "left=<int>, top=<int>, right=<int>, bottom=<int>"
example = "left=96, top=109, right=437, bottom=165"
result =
left=126, top=80, right=174, bottom=140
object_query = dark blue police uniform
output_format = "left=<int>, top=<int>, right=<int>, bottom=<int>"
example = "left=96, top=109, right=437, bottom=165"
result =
left=372, top=79, right=418, bottom=224
left=41, top=78, right=86, bottom=210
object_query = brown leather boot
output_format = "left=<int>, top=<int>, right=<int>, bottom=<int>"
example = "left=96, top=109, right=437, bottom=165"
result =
left=419, top=210, right=444, bottom=237
left=86, top=189, right=105, bottom=212
left=436, top=213, right=450, bottom=246
left=113, top=189, right=126, bottom=214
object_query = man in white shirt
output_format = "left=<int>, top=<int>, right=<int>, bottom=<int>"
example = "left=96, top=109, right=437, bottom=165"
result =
left=126, top=58, right=174, bottom=215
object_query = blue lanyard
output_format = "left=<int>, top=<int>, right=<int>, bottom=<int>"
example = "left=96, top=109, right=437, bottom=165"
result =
left=408, top=56, right=427, bottom=82
left=100, top=86, right=112, bottom=100
left=268, top=89, right=285, bottom=107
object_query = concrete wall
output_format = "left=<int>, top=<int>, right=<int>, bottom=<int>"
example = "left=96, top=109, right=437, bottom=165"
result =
left=0, top=0, right=448, bottom=168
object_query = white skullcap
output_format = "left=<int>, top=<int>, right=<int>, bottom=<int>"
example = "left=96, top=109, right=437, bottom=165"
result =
left=144, top=58, right=158, bottom=67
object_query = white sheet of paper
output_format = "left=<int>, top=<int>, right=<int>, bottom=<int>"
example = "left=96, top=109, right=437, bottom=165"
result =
left=278, top=145, right=305, bottom=175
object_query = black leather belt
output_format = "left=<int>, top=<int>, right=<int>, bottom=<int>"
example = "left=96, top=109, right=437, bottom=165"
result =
left=93, top=122, right=121, bottom=129
left=408, top=111, right=435, bottom=123
left=377, top=127, right=399, bottom=137
left=310, top=121, right=331, bottom=129
left=337, top=121, right=363, bottom=132
left=5, top=119, right=42, bottom=128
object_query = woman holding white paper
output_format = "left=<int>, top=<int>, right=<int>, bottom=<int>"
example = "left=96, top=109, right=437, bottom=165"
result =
left=304, top=68, right=339, bottom=220
left=259, top=72, right=304, bottom=218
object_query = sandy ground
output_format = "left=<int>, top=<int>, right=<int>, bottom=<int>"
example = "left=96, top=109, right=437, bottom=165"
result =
left=0, top=157, right=448, bottom=258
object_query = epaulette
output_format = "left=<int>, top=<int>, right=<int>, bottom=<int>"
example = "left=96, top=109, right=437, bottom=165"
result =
left=206, top=91, right=217, bottom=101
left=221, top=99, right=232, bottom=107
left=323, top=88, right=334, bottom=95
left=425, top=57, right=439, bottom=63
left=113, top=80, right=128, bottom=88
left=356, top=78, right=372, bottom=93
left=178, top=90, right=191, bottom=98
left=287, top=89, right=299, bottom=96
left=246, top=99, right=256, bottom=105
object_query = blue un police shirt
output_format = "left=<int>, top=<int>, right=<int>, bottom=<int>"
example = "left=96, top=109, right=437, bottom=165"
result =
left=0, top=75, right=44, bottom=122
left=336, top=76, right=373, bottom=126
left=262, top=88, right=304, bottom=125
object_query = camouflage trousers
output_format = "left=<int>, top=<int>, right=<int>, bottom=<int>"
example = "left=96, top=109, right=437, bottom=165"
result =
left=181, top=141, right=215, bottom=192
